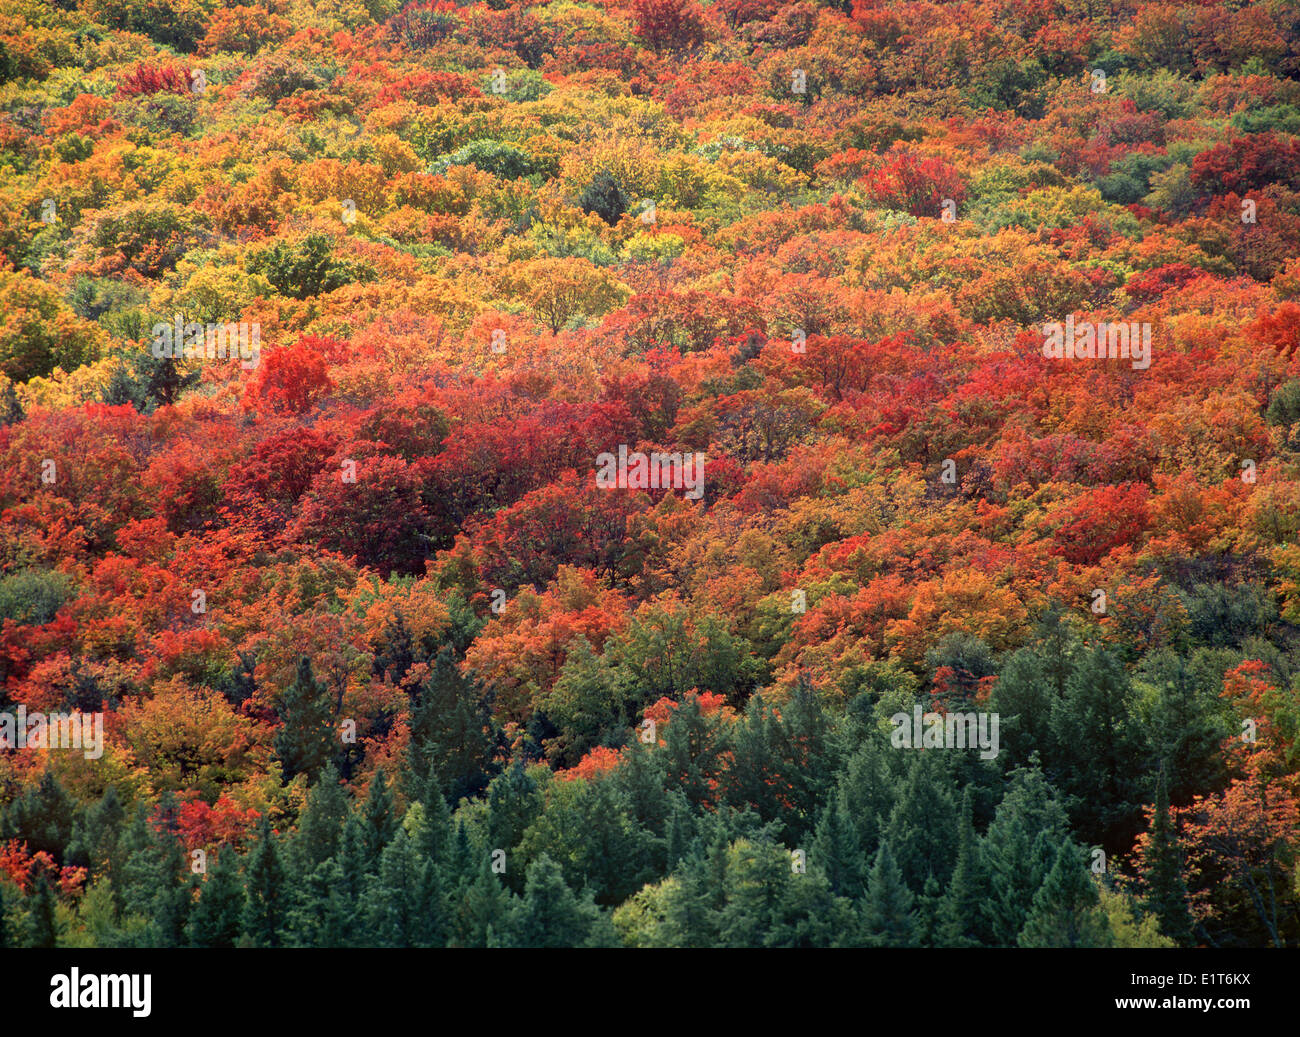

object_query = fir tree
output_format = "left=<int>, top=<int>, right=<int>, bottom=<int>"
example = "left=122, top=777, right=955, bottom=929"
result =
left=982, top=764, right=1071, bottom=946
left=26, top=872, right=59, bottom=948
left=406, top=649, right=493, bottom=804
left=187, top=848, right=244, bottom=948
left=452, top=852, right=513, bottom=948
left=934, top=789, right=989, bottom=947
left=1018, top=841, right=1112, bottom=947
left=1143, top=768, right=1195, bottom=946
left=287, top=857, right=352, bottom=948
left=861, top=842, right=917, bottom=947
left=274, top=656, right=335, bottom=784
left=294, top=763, right=348, bottom=871
left=811, top=788, right=864, bottom=897
left=509, top=853, right=611, bottom=948
left=364, top=828, right=424, bottom=947
left=242, top=817, right=289, bottom=948
left=360, top=768, right=399, bottom=872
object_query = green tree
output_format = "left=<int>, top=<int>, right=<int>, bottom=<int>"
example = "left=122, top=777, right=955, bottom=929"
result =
left=1142, top=768, right=1195, bottom=946
left=360, top=768, right=399, bottom=873
left=981, top=764, right=1071, bottom=946
left=810, top=788, right=864, bottom=897
left=1048, top=646, right=1146, bottom=848
left=25, top=872, right=60, bottom=948
left=187, top=848, right=244, bottom=948
left=1018, top=842, right=1112, bottom=947
left=861, top=842, right=917, bottom=947
left=933, top=789, right=990, bottom=947
left=274, top=656, right=335, bottom=785
left=578, top=169, right=631, bottom=226
left=406, top=649, right=493, bottom=803
left=364, top=828, right=431, bottom=947
left=242, top=817, right=289, bottom=948
left=508, top=853, right=613, bottom=948
left=293, top=763, right=349, bottom=873
left=451, top=853, right=513, bottom=948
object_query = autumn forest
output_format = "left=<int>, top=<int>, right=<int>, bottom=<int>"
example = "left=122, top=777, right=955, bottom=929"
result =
left=1, top=0, right=1300, bottom=951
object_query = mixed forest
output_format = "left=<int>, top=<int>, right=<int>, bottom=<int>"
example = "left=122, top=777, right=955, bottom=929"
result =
left=1, top=0, right=1300, bottom=948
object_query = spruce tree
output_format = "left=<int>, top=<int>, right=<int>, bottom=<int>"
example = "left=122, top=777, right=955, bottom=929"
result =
left=1018, top=841, right=1112, bottom=948
left=364, top=828, right=423, bottom=947
left=982, top=764, right=1071, bottom=946
left=360, top=768, right=399, bottom=872
left=66, top=785, right=124, bottom=872
left=294, top=763, right=348, bottom=871
left=187, top=848, right=244, bottom=948
left=1047, top=645, right=1145, bottom=847
left=665, top=791, right=694, bottom=872
left=835, top=739, right=892, bottom=860
left=882, top=750, right=959, bottom=892
left=811, top=788, right=864, bottom=897
left=26, top=872, right=59, bottom=948
left=934, top=789, right=989, bottom=947
left=242, top=816, right=289, bottom=948
left=1143, top=768, right=1195, bottom=946
left=509, top=853, right=610, bottom=948
left=452, top=852, right=513, bottom=948
left=407, top=649, right=492, bottom=804
left=114, top=803, right=190, bottom=947
left=274, top=656, right=335, bottom=784
left=287, top=857, right=351, bottom=948
left=861, top=842, right=917, bottom=947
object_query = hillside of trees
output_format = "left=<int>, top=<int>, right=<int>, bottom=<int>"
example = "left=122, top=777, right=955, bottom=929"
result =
left=1, top=0, right=1300, bottom=948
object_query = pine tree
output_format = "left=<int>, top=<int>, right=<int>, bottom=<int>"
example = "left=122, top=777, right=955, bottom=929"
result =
left=982, top=764, right=1071, bottom=946
left=451, top=852, right=513, bottom=948
left=187, top=848, right=244, bottom=948
left=360, top=768, right=399, bottom=872
left=26, top=872, right=59, bottom=948
left=509, top=853, right=611, bottom=948
left=613, top=736, right=669, bottom=838
left=66, top=785, right=124, bottom=872
left=881, top=750, right=959, bottom=892
left=1143, top=768, right=1195, bottom=946
left=661, top=695, right=725, bottom=807
left=274, top=656, right=335, bottom=784
left=373, top=610, right=418, bottom=687
left=242, top=817, right=289, bottom=948
left=665, top=791, right=694, bottom=872
left=102, top=347, right=200, bottom=413
left=294, top=763, right=348, bottom=872
left=114, top=803, right=190, bottom=947
left=485, top=761, right=541, bottom=891
left=364, top=828, right=424, bottom=947
left=2, top=769, right=76, bottom=859
left=1047, top=645, right=1145, bottom=847
left=934, top=789, right=989, bottom=947
left=861, top=842, right=917, bottom=947
left=1018, top=841, right=1112, bottom=947
left=811, top=788, right=864, bottom=897
left=215, top=649, right=257, bottom=711
left=286, top=857, right=352, bottom=948
left=410, top=776, right=453, bottom=869
left=406, top=649, right=493, bottom=804
left=835, top=739, right=892, bottom=860
left=407, top=809, right=449, bottom=947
